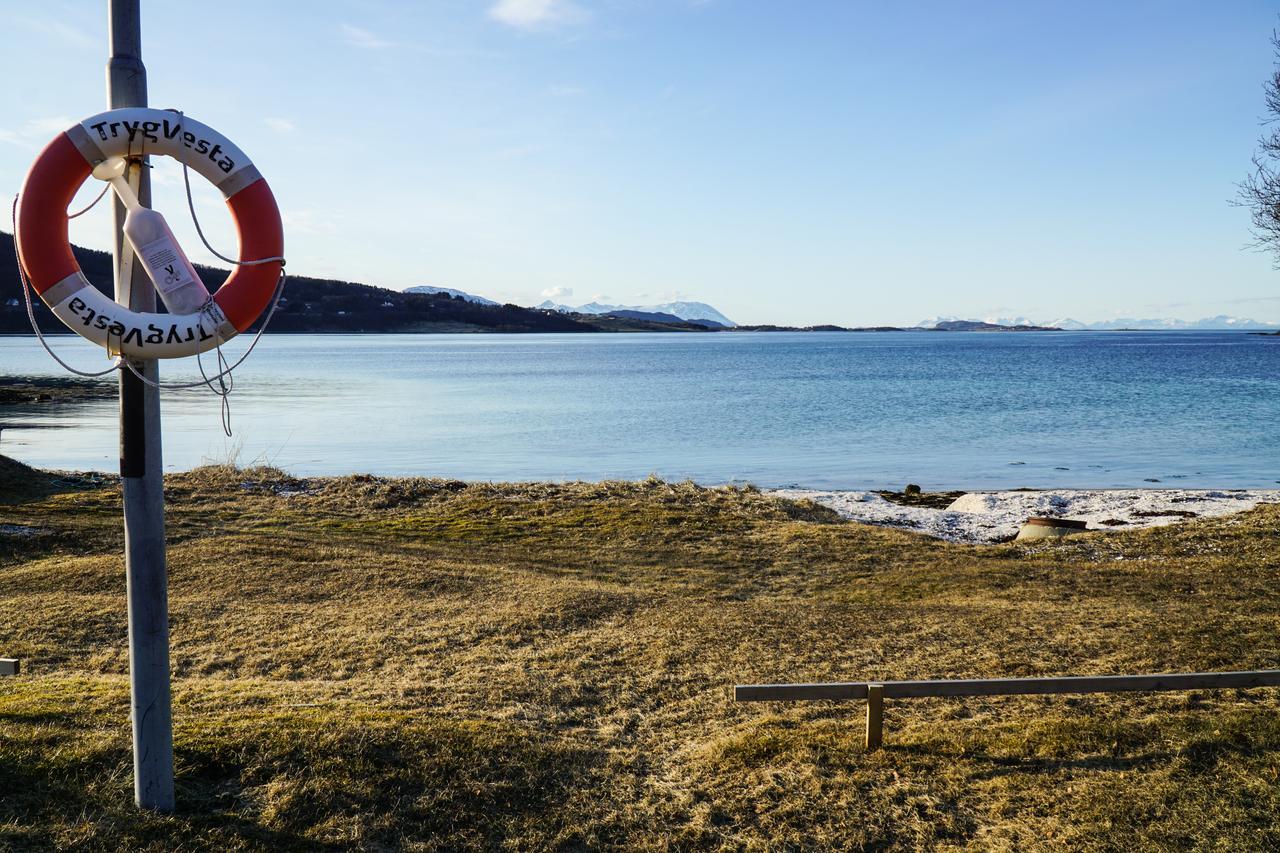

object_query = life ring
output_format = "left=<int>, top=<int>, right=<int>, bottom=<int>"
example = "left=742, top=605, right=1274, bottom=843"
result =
left=15, top=107, right=283, bottom=359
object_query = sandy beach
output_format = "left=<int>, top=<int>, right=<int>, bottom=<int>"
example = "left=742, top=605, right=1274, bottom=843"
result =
left=770, top=487, right=1280, bottom=543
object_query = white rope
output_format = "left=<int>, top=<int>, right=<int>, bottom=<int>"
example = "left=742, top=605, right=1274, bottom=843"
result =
left=116, top=268, right=287, bottom=435
left=162, top=108, right=285, bottom=433
left=181, top=150, right=284, bottom=268
left=68, top=183, right=110, bottom=219
left=11, top=195, right=123, bottom=377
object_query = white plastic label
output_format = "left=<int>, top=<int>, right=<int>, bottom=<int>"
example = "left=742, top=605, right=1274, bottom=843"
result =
left=138, top=235, right=198, bottom=295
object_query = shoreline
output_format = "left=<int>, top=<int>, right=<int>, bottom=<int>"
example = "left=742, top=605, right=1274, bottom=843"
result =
left=4, top=328, right=1280, bottom=337
left=773, top=487, right=1280, bottom=543
left=5, top=451, right=1274, bottom=545
left=6, top=456, right=1278, bottom=497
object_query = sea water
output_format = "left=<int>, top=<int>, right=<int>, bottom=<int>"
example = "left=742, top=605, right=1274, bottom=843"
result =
left=2, top=330, right=1278, bottom=490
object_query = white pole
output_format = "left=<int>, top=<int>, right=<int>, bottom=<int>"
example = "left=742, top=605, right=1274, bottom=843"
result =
left=106, top=0, right=175, bottom=812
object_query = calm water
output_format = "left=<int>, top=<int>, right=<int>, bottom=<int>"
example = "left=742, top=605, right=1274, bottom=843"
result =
left=2, top=331, right=1279, bottom=490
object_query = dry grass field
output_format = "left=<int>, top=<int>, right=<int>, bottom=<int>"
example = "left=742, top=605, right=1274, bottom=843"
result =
left=2, top=455, right=1280, bottom=850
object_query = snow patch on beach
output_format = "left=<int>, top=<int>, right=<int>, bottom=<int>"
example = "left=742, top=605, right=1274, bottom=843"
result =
left=770, top=489, right=1280, bottom=543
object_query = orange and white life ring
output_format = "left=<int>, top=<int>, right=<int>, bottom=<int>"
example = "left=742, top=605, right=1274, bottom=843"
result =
left=15, top=108, right=283, bottom=359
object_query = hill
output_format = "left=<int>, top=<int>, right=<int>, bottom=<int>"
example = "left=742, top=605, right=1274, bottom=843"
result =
left=0, top=232, right=598, bottom=335
left=2, top=461, right=1279, bottom=847
left=920, top=315, right=1280, bottom=331
left=933, top=319, right=1062, bottom=332
left=606, top=309, right=725, bottom=328
left=556, top=310, right=718, bottom=332
left=539, top=299, right=736, bottom=327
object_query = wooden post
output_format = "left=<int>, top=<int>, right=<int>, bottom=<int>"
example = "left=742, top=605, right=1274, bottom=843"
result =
left=0, top=659, right=19, bottom=676
left=107, top=0, right=175, bottom=813
left=865, top=683, right=884, bottom=751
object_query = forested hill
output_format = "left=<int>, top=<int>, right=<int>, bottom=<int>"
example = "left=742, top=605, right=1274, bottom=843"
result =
left=0, top=231, right=634, bottom=334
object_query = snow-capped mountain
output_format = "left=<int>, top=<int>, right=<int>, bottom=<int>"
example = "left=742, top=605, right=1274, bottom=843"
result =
left=538, top=300, right=736, bottom=327
left=915, top=315, right=1053, bottom=329
left=913, top=315, right=962, bottom=329
left=1084, top=315, right=1279, bottom=330
left=1044, top=318, right=1091, bottom=331
left=981, top=315, right=1040, bottom=328
left=537, top=300, right=591, bottom=313
left=405, top=285, right=498, bottom=306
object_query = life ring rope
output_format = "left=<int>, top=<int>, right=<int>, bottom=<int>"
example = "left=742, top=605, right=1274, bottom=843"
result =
left=12, top=193, right=125, bottom=377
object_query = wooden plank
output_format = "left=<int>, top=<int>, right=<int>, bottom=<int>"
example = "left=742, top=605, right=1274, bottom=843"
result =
left=865, top=684, right=884, bottom=751
left=0, top=659, right=19, bottom=676
left=881, top=670, right=1280, bottom=699
left=734, top=669, right=1280, bottom=702
left=736, top=682, right=869, bottom=702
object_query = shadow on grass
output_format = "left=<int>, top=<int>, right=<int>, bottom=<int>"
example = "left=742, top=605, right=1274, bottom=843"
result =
left=1, top=701, right=605, bottom=850
left=890, top=741, right=1176, bottom=775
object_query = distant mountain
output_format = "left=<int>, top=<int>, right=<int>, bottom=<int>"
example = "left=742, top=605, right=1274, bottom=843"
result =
left=913, top=315, right=963, bottom=329
left=980, top=315, right=1041, bottom=328
left=1045, top=318, right=1091, bottom=331
left=916, top=314, right=1280, bottom=331
left=648, top=301, right=735, bottom=327
left=539, top=299, right=735, bottom=327
left=404, top=285, right=498, bottom=306
left=1085, top=315, right=1280, bottom=330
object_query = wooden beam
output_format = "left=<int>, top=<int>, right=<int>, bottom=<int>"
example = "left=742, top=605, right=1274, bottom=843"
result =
left=865, top=683, right=884, bottom=751
left=0, top=659, right=19, bottom=676
left=735, top=669, right=1280, bottom=702
left=736, top=682, right=869, bottom=702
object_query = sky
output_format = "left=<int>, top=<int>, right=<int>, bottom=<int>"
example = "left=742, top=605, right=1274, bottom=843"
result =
left=3, top=1, right=1280, bottom=327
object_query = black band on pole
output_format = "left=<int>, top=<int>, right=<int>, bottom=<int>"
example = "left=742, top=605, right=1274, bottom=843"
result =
left=119, top=361, right=146, bottom=477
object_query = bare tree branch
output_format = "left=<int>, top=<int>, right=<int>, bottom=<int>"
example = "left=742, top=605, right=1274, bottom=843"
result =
left=1238, top=32, right=1280, bottom=266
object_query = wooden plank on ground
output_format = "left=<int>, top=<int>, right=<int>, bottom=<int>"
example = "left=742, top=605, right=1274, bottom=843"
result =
left=734, top=669, right=1280, bottom=702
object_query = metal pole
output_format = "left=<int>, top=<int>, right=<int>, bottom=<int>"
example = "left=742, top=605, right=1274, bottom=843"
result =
left=107, top=0, right=175, bottom=812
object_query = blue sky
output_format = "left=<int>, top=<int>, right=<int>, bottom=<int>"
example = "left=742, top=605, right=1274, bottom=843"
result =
left=3, top=1, right=1279, bottom=326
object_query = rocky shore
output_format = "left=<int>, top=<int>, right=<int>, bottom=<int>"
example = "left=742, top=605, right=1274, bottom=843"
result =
left=0, top=375, right=114, bottom=406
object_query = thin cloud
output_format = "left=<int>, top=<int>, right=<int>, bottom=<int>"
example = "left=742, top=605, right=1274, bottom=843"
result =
left=282, top=208, right=341, bottom=235
left=27, top=116, right=74, bottom=134
left=264, top=117, right=296, bottom=133
left=0, top=116, right=74, bottom=149
left=541, top=286, right=573, bottom=299
left=341, top=23, right=393, bottom=49
left=488, top=0, right=584, bottom=31
left=495, top=144, right=540, bottom=160
left=16, top=16, right=94, bottom=48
